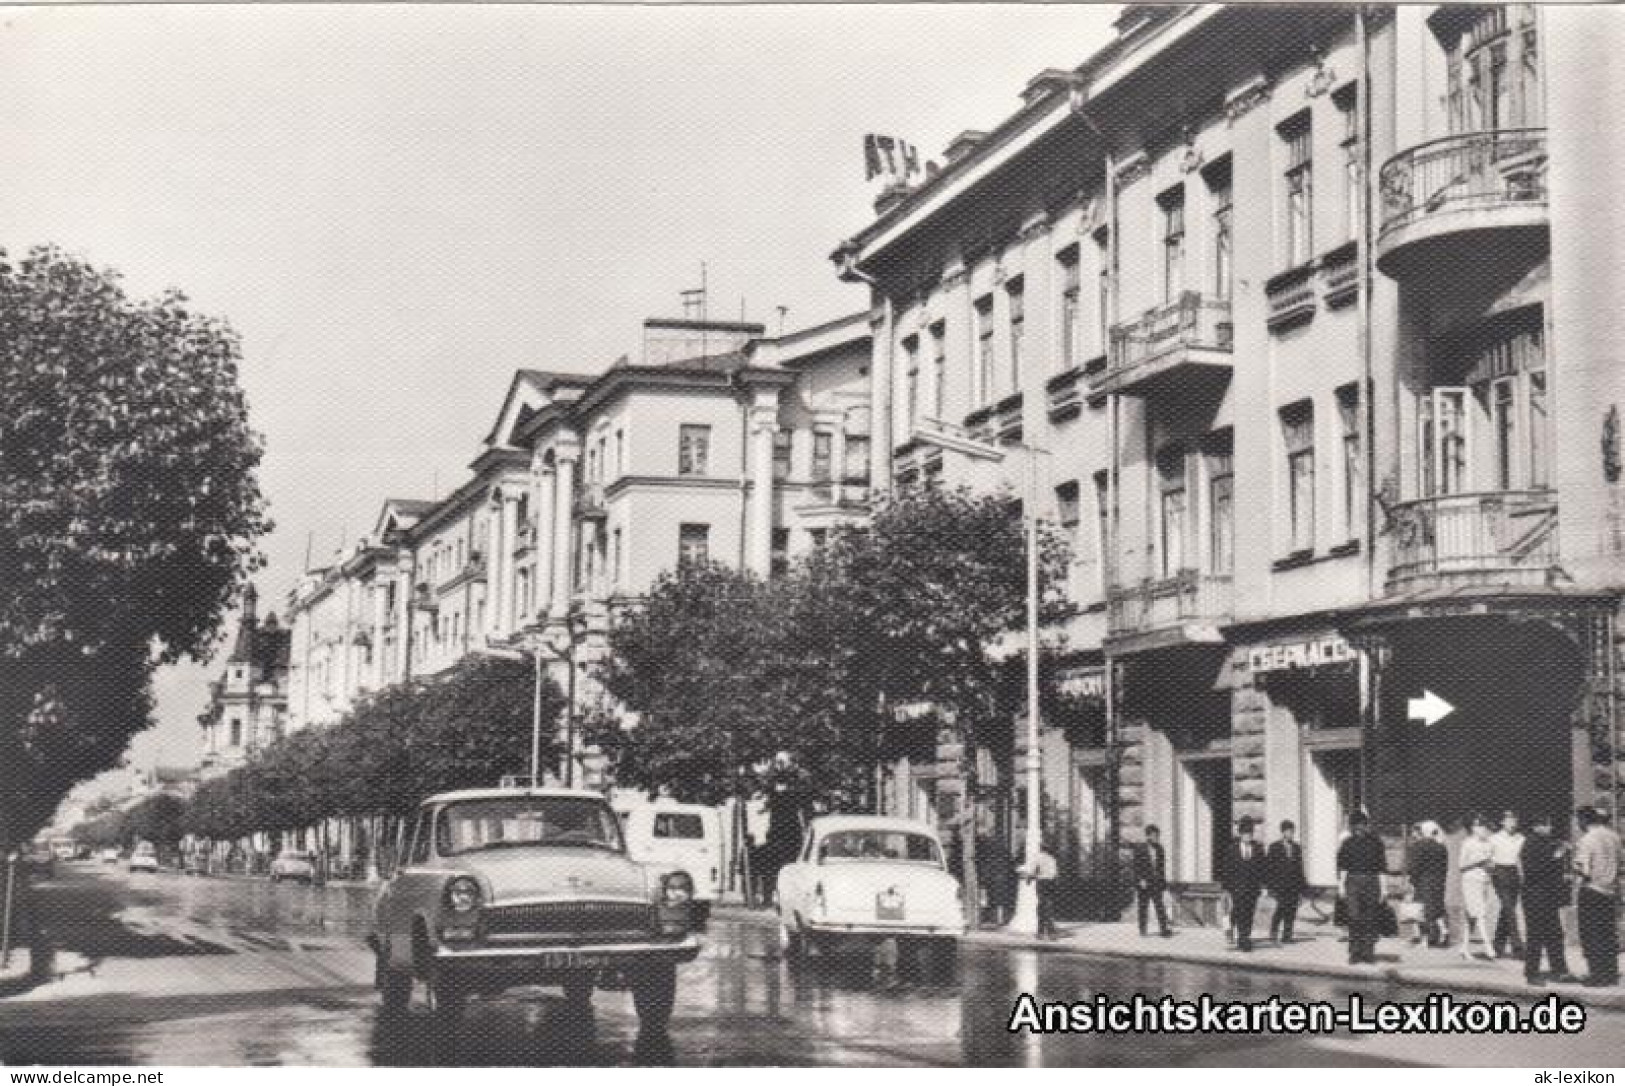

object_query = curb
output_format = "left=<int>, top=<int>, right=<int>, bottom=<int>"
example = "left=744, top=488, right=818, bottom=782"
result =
left=711, top=906, right=1625, bottom=1010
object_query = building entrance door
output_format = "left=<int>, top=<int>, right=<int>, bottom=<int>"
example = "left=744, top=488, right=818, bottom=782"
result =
left=1174, top=755, right=1232, bottom=883
left=1303, top=746, right=1362, bottom=886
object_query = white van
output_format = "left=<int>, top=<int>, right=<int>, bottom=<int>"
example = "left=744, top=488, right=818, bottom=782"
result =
left=614, top=800, right=724, bottom=919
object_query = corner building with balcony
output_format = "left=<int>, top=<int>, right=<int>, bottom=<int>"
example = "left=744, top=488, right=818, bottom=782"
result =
left=835, top=3, right=1624, bottom=915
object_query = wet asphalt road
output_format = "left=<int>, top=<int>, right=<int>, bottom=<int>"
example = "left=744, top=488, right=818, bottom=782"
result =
left=2, top=864, right=1623, bottom=1066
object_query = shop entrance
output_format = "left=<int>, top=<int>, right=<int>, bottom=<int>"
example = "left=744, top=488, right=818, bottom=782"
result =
left=1377, top=616, right=1584, bottom=830
left=1174, top=754, right=1232, bottom=883
left=1303, top=745, right=1363, bottom=886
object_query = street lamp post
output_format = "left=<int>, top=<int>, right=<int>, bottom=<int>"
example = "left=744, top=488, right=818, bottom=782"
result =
left=909, top=418, right=1048, bottom=937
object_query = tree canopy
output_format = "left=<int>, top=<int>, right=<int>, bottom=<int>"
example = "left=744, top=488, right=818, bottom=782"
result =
left=0, top=246, right=270, bottom=849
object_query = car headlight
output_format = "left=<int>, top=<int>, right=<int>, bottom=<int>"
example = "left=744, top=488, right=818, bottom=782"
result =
left=444, top=876, right=482, bottom=913
left=661, top=870, right=694, bottom=906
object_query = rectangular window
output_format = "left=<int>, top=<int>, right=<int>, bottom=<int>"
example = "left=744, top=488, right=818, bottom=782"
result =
left=930, top=322, right=947, bottom=421
left=1159, top=184, right=1186, bottom=302
left=771, top=527, right=790, bottom=578
left=902, top=335, right=920, bottom=434
left=772, top=429, right=793, bottom=481
left=1157, top=446, right=1188, bottom=577
left=1528, top=368, right=1548, bottom=488
left=1280, top=112, right=1314, bottom=267
left=1058, top=247, right=1081, bottom=371
left=844, top=434, right=871, bottom=488
left=611, top=529, right=623, bottom=589
left=808, top=527, right=828, bottom=550
left=1205, top=157, right=1233, bottom=299
left=1094, top=229, right=1112, bottom=357
left=1055, top=480, right=1081, bottom=549
left=615, top=429, right=625, bottom=476
left=1093, top=469, right=1113, bottom=590
left=1335, top=84, right=1360, bottom=243
left=1419, top=388, right=1469, bottom=497
left=1204, top=430, right=1235, bottom=575
left=1490, top=376, right=1517, bottom=491
left=678, top=523, right=710, bottom=567
left=1336, top=384, right=1363, bottom=541
left=811, top=432, right=833, bottom=482
left=1006, top=277, right=1025, bottom=391
left=678, top=424, right=711, bottom=477
left=975, top=295, right=995, bottom=406
left=1281, top=401, right=1317, bottom=552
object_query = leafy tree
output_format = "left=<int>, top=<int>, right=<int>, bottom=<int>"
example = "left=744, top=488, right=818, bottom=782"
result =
left=591, top=561, right=861, bottom=807
left=0, top=246, right=269, bottom=849
left=800, top=483, right=1071, bottom=924
left=124, top=793, right=187, bottom=851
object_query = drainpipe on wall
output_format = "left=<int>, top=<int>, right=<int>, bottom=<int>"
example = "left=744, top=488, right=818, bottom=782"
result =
left=1357, top=6, right=1378, bottom=604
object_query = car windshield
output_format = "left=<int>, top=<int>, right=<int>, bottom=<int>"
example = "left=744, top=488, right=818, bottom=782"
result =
left=817, top=829, right=942, bottom=865
left=435, top=797, right=624, bottom=856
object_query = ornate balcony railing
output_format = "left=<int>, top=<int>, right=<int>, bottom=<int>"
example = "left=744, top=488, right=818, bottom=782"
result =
left=1106, top=569, right=1233, bottom=638
left=1098, top=292, right=1233, bottom=394
left=1386, top=489, right=1560, bottom=592
left=1378, top=128, right=1547, bottom=250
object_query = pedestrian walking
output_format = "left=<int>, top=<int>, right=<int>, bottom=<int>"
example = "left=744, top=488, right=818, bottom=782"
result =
left=1024, top=844, right=1059, bottom=938
left=1458, top=814, right=1497, bottom=961
left=1406, top=820, right=1450, bottom=948
left=1223, top=816, right=1266, bottom=952
left=1573, top=806, right=1622, bottom=988
left=1265, top=820, right=1307, bottom=944
left=1133, top=826, right=1173, bottom=937
left=979, top=835, right=1016, bottom=928
left=1489, top=810, right=1526, bottom=958
left=1520, top=813, right=1575, bottom=986
left=1337, top=810, right=1386, bottom=965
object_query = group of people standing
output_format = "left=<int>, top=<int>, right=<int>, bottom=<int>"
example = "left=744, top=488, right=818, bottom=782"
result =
left=1405, top=806, right=1622, bottom=987
left=1126, top=805, right=1622, bottom=987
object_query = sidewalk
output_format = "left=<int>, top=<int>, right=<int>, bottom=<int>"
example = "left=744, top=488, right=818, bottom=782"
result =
left=716, top=905, right=1625, bottom=1009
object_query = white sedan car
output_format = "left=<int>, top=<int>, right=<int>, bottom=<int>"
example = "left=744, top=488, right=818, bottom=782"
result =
left=127, top=843, right=159, bottom=873
left=775, top=815, right=964, bottom=964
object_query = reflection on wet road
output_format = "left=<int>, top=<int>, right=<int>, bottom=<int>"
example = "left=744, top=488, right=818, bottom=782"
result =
left=2, top=866, right=1621, bottom=1066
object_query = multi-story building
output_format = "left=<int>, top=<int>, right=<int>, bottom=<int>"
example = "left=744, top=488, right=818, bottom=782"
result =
left=198, top=585, right=292, bottom=775
left=833, top=3, right=1623, bottom=906
left=280, top=313, right=873, bottom=782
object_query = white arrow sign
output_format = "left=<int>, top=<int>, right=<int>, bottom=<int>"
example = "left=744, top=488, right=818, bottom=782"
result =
left=1408, top=689, right=1455, bottom=727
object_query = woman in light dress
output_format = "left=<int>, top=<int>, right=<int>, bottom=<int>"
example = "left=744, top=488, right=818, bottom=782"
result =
left=1457, top=813, right=1497, bottom=960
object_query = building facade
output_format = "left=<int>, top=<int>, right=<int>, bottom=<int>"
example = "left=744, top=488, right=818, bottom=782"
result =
left=834, top=3, right=1623, bottom=906
left=276, top=314, right=873, bottom=784
left=199, top=585, right=292, bottom=776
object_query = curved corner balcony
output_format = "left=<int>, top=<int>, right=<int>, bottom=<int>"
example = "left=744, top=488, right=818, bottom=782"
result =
left=1375, top=128, right=1548, bottom=280
left=1385, top=489, right=1560, bottom=595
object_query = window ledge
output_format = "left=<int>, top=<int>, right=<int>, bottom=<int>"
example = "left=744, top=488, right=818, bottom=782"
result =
left=1271, top=548, right=1318, bottom=572
left=1327, top=539, right=1362, bottom=558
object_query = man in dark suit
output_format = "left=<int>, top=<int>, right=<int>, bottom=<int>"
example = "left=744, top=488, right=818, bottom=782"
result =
left=1223, top=816, right=1266, bottom=951
left=1266, top=820, right=1308, bottom=944
left=1522, top=812, right=1576, bottom=985
left=1133, top=825, right=1173, bottom=937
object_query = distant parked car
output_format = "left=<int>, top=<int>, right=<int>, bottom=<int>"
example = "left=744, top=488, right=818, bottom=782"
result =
left=270, top=850, right=317, bottom=884
left=775, top=815, right=964, bottom=967
left=128, top=842, right=159, bottom=873
left=99, top=847, right=121, bottom=864
left=615, top=800, right=724, bottom=921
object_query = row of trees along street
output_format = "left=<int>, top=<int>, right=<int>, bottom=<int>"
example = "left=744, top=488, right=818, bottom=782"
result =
left=72, top=655, right=566, bottom=874
left=588, top=484, right=1079, bottom=924
left=0, top=247, right=270, bottom=854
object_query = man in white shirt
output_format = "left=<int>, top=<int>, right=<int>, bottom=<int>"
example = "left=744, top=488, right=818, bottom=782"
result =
left=1489, top=810, right=1526, bottom=958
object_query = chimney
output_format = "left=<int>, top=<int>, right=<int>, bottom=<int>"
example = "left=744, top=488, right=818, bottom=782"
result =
left=1021, top=69, right=1076, bottom=108
left=943, top=130, right=988, bottom=166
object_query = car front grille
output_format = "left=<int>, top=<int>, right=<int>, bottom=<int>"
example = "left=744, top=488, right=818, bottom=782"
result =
left=482, top=900, right=657, bottom=939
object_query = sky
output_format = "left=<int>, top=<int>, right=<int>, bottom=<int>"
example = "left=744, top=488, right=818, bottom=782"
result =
left=0, top=2, right=1121, bottom=783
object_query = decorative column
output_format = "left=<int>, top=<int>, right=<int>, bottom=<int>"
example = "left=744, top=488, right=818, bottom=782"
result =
left=496, top=488, right=520, bottom=634
left=370, top=575, right=389, bottom=689
left=532, top=460, right=555, bottom=621
left=393, top=554, right=414, bottom=681
left=747, top=402, right=778, bottom=577
left=549, top=436, right=581, bottom=620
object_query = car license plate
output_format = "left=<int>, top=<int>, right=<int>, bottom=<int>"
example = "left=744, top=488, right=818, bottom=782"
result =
left=876, top=890, right=905, bottom=921
left=536, top=952, right=613, bottom=970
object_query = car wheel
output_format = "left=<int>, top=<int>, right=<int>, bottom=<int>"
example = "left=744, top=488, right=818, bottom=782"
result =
left=378, top=954, right=412, bottom=1018
left=630, top=962, right=676, bottom=1035
left=561, top=974, right=594, bottom=1016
